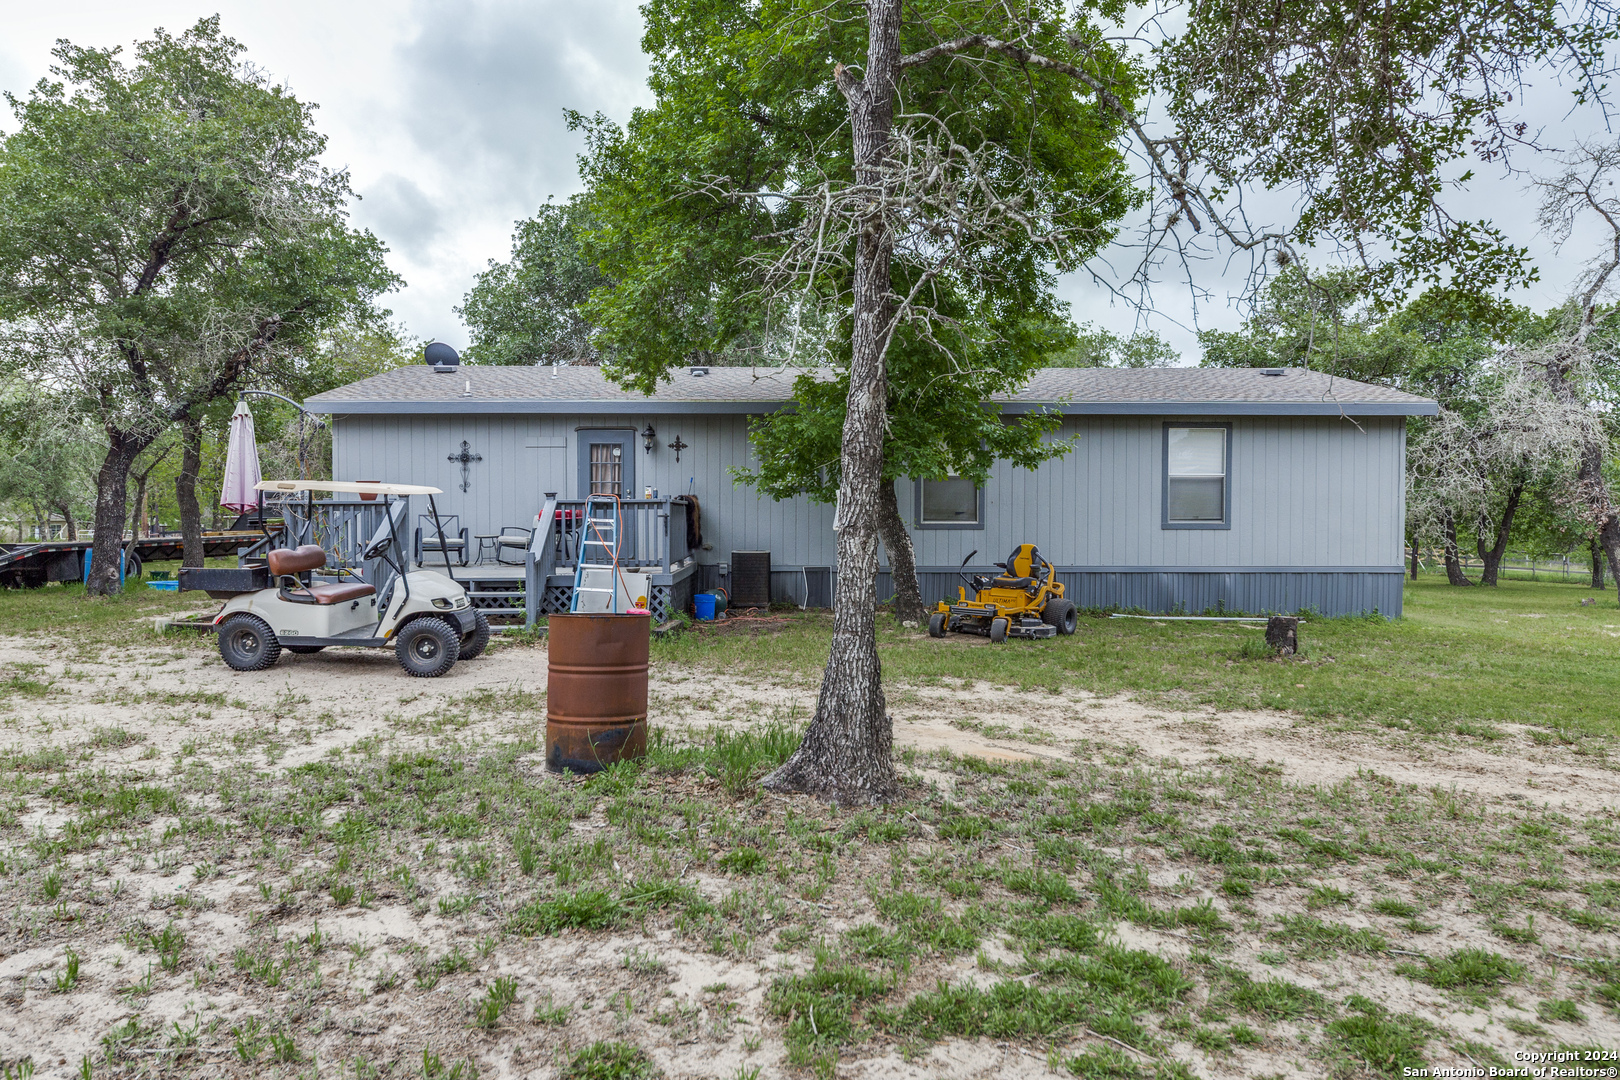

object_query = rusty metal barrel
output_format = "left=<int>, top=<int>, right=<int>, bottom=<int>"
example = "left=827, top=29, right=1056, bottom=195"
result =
left=546, top=613, right=650, bottom=773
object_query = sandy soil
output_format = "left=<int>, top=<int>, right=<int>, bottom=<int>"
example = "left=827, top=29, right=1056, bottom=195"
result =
left=0, top=627, right=1614, bottom=1078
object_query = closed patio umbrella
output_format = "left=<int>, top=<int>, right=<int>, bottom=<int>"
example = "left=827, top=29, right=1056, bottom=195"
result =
left=220, top=400, right=262, bottom=512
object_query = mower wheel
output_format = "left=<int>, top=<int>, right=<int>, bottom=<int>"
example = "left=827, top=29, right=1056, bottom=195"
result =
left=395, top=616, right=461, bottom=678
left=285, top=645, right=326, bottom=654
left=1042, top=599, right=1078, bottom=636
left=989, top=617, right=1009, bottom=643
left=927, top=612, right=948, bottom=638
left=218, top=614, right=282, bottom=671
left=459, top=610, right=492, bottom=659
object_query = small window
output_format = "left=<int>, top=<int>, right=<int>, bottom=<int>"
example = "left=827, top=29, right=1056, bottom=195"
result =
left=1164, top=425, right=1230, bottom=529
left=917, top=476, right=983, bottom=529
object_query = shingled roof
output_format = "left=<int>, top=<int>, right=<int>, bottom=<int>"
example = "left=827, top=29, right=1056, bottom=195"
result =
left=304, top=364, right=1438, bottom=417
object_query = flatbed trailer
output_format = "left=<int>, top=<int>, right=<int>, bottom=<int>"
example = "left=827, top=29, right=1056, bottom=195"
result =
left=0, top=533, right=266, bottom=589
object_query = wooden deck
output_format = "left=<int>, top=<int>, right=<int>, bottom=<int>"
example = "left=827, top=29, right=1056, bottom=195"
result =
left=410, top=557, right=699, bottom=622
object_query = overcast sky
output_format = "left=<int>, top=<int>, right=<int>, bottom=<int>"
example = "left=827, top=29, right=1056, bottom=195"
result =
left=1, top=2, right=1613, bottom=362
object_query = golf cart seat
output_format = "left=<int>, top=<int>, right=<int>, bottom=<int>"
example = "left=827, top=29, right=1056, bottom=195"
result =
left=307, top=582, right=376, bottom=604
left=267, top=545, right=327, bottom=576
left=266, top=544, right=376, bottom=605
left=989, top=544, right=1048, bottom=591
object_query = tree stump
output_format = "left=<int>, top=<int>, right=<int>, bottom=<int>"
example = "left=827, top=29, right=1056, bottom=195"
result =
left=1265, top=616, right=1299, bottom=657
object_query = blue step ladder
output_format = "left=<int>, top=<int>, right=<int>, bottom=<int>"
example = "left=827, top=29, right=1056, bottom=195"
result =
left=570, top=494, right=624, bottom=612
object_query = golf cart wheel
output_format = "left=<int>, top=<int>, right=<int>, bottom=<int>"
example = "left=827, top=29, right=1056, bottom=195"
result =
left=218, top=614, right=282, bottom=671
left=927, top=612, right=949, bottom=638
left=459, top=610, right=492, bottom=660
left=989, top=617, right=1009, bottom=644
left=1042, top=599, right=1078, bottom=636
left=395, top=616, right=460, bottom=678
left=285, top=645, right=326, bottom=654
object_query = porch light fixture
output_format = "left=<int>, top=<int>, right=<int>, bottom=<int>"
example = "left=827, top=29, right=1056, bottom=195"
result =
left=641, top=424, right=657, bottom=454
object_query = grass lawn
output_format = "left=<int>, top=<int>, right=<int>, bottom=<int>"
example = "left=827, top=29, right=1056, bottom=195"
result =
left=1, top=567, right=1614, bottom=735
left=658, top=576, right=1620, bottom=737
left=0, top=570, right=1616, bottom=1077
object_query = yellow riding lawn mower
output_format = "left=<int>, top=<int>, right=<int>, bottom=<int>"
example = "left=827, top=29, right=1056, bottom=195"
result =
left=928, top=544, right=1077, bottom=642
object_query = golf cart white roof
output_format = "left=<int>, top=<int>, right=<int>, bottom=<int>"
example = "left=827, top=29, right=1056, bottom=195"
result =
left=255, top=480, right=444, bottom=496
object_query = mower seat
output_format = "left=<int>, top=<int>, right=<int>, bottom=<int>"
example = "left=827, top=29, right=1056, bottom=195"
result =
left=990, top=576, right=1036, bottom=590
left=267, top=545, right=327, bottom=576
left=990, top=544, right=1046, bottom=591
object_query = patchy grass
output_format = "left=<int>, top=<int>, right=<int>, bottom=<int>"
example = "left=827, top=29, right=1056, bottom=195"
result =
left=0, top=572, right=208, bottom=641
left=1396, top=949, right=1524, bottom=1001
left=653, top=576, right=1620, bottom=735
left=1327, top=995, right=1433, bottom=1076
left=561, top=1041, right=660, bottom=1079
left=1, top=576, right=1618, bottom=1076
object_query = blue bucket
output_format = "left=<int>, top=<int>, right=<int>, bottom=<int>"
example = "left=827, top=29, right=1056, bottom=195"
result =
left=693, top=592, right=717, bottom=621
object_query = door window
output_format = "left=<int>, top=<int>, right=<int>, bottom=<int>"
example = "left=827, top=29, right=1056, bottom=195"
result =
left=589, top=442, right=624, bottom=495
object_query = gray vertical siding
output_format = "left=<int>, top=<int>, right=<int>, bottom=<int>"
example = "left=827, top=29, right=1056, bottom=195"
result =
left=331, top=410, right=1405, bottom=615
left=332, top=410, right=838, bottom=568
left=905, top=415, right=1406, bottom=569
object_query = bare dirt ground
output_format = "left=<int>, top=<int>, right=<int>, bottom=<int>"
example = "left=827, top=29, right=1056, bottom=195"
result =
left=0, top=625, right=1615, bottom=1079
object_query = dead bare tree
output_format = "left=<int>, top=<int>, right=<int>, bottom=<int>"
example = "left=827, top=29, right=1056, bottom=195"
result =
left=1522, top=142, right=1620, bottom=603
left=1408, top=364, right=1596, bottom=586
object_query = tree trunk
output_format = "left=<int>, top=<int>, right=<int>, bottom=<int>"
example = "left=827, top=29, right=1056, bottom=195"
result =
left=87, top=430, right=153, bottom=595
left=876, top=479, right=926, bottom=624
left=1594, top=539, right=1608, bottom=591
left=1409, top=536, right=1419, bottom=580
left=1442, top=511, right=1472, bottom=586
left=763, top=0, right=903, bottom=805
left=129, top=475, right=149, bottom=541
left=1596, top=499, right=1620, bottom=606
left=57, top=504, right=78, bottom=541
left=1476, top=482, right=1524, bottom=587
left=177, top=415, right=205, bottom=567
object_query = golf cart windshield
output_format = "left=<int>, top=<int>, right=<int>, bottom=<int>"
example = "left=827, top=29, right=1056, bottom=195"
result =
left=363, top=502, right=407, bottom=561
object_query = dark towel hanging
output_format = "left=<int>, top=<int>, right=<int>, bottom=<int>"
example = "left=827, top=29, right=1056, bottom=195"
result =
left=673, top=495, right=702, bottom=552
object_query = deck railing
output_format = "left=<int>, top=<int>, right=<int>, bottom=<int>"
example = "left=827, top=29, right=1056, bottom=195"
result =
left=523, top=496, right=693, bottom=626
left=545, top=498, right=691, bottom=573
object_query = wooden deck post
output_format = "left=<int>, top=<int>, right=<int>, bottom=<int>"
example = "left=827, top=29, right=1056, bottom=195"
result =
left=526, top=494, right=560, bottom=629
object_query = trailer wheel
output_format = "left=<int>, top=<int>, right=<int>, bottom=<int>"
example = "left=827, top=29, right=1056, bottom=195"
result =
left=395, top=617, right=460, bottom=678
left=218, top=614, right=282, bottom=671
left=285, top=645, right=326, bottom=654
left=989, top=617, right=1009, bottom=644
left=1042, top=599, right=1077, bottom=636
left=459, top=610, right=492, bottom=659
left=927, top=612, right=948, bottom=638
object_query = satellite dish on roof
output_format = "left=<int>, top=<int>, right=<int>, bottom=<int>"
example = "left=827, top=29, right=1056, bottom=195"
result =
left=424, top=341, right=461, bottom=369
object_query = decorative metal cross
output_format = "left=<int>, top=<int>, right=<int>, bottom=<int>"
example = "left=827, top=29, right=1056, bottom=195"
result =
left=448, top=440, right=482, bottom=493
left=667, top=435, right=688, bottom=464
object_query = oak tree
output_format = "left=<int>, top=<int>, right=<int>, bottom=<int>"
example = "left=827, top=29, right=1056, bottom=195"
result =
left=0, top=18, right=399, bottom=592
left=578, top=0, right=1613, bottom=801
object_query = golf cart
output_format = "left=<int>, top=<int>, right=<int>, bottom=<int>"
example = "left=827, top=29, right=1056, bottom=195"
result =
left=179, top=481, right=490, bottom=677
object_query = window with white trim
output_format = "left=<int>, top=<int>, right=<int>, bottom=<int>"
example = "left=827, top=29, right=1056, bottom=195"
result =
left=1164, top=426, right=1229, bottom=527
